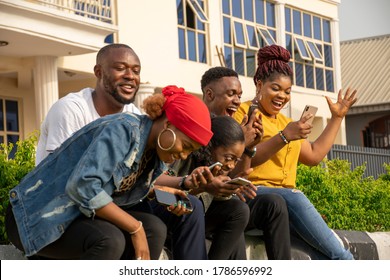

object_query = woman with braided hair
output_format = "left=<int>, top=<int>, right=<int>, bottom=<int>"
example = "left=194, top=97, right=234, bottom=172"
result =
left=234, top=45, right=357, bottom=260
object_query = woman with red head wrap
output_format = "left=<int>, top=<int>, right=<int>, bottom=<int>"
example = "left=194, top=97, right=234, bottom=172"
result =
left=6, top=85, right=212, bottom=260
left=234, top=45, right=357, bottom=259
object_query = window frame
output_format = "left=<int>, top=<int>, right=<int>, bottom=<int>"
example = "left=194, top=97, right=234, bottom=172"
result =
left=257, top=26, right=276, bottom=46
left=245, top=24, right=259, bottom=50
left=222, top=0, right=276, bottom=77
left=0, top=97, right=22, bottom=151
left=286, top=6, right=335, bottom=93
left=306, top=41, right=324, bottom=62
left=233, top=20, right=247, bottom=48
left=177, top=0, right=209, bottom=64
left=187, top=0, right=208, bottom=22
left=294, top=37, right=312, bottom=61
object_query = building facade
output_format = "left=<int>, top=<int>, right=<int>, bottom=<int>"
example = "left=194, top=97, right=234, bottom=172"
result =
left=0, top=0, right=345, bottom=152
left=341, top=34, right=390, bottom=149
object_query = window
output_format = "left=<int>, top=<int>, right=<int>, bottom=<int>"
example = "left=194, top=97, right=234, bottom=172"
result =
left=223, top=0, right=276, bottom=77
left=0, top=98, right=21, bottom=158
left=285, top=7, right=334, bottom=92
left=306, top=41, right=323, bottom=62
left=233, top=21, right=247, bottom=48
left=187, top=0, right=208, bottom=22
left=177, top=0, right=208, bottom=63
left=104, top=34, right=114, bottom=44
left=363, top=116, right=390, bottom=149
left=294, top=37, right=311, bottom=60
left=258, top=26, right=276, bottom=46
left=246, top=24, right=259, bottom=50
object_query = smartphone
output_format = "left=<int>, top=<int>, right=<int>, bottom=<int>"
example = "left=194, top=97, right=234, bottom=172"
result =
left=154, top=189, right=193, bottom=212
left=300, top=105, right=318, bottom=125
left=208, top=162, right=223, bottom=171
left=193, top=162, right=222, bottom=179
left=247, top=103, right=258, bottom=119
left=226, top=177, right=252, bottom=186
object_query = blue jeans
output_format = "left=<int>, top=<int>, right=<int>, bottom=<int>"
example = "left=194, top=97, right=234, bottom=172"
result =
left=256, top=186, right=354, bottom=260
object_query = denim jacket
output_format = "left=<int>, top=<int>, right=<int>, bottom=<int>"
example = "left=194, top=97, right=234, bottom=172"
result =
left=9, top=113, right=167, bottom=256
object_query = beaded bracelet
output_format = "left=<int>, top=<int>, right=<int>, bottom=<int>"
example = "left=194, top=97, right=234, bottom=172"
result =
left=129, top=221, right=143, bottom=235
left=278, top=131, right=290, bottom=144
left=179, top=175, right=190, bottom=191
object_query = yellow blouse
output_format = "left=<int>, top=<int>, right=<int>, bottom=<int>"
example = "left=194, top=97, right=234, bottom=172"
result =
left=234, top=101, right=303, bottom=188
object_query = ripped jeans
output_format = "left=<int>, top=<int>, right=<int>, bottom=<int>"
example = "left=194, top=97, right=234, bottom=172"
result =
left=255, top=186, right=354, bottom=260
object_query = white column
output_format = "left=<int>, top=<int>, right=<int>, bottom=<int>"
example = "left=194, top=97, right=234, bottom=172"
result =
left=331, top=18, right=342, bottom=91
left=274, top=0, right=286, bottom=47
left=33, top=56, right=59, bottom=127
left=331, top=18, right=346, bottom=145
left=275, top=1, right=289, bottom=117
left=134, top=82, right=155, bottom=114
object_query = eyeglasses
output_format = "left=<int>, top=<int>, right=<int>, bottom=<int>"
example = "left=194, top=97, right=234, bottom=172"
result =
left=221, top=155, right=241, bottom=165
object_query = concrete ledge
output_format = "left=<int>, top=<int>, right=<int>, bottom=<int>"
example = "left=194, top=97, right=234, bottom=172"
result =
left=1, top=230, right=390, bottom=260
left=0, top=244, right=26, bottom=260
left=367, top=231, right=390, bottom=260
left=335, top=229, right=379, bottom=260
left=246, top=230, right=390, bottom=260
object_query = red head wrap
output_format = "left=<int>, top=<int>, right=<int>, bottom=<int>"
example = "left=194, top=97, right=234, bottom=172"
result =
left=162, top=85, right=213, bottom=146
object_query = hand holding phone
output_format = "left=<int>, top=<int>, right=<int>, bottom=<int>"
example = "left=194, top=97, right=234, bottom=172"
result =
left=300, top=105, right=318, bottom=125
left=222, top=177, right=256, bottom=201
left=247, top=103, right=258, bottom=119
left=226, top=177, right=252, bottom=186
left=154, top=188, right=193, bottom=212
left=208, top=162, right=222, bottom=172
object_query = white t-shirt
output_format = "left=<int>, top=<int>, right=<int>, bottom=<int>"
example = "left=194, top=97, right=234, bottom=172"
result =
left=35, top=88, right=141, bottom=165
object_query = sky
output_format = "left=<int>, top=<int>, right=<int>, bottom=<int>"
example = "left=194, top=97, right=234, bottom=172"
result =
left=339, top=0, right=390, bottom=41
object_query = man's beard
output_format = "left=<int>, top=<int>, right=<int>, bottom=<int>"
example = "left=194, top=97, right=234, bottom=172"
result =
left=103, top=76, right=136, bottom=105
left=108, top=88, right=135, bottom=105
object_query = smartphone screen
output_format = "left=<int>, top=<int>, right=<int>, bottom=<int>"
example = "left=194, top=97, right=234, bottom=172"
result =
left=154, top=189, right=193, bottom=212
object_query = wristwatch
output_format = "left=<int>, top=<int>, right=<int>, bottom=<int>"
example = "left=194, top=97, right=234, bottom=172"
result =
left=243, top=147, right=257, bottom=158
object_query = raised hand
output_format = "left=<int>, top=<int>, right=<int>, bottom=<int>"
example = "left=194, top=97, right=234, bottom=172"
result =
left=325, top=88, right=357, bottom=118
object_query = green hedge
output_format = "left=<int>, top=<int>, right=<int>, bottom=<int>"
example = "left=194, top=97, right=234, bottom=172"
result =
left=0, top=134, right=389, bottom=244
left=0, top=132, right=38, bottom=244
left=296, top=159, right=390, bottom=232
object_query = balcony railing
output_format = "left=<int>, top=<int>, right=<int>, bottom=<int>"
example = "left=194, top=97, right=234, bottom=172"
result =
left=27, top=0, right=114, bottom=23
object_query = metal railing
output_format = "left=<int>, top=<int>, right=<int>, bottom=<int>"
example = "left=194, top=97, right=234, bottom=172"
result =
left=327, top=144, right=390, bottom=178
left=28, top=0, right=114, bottom=23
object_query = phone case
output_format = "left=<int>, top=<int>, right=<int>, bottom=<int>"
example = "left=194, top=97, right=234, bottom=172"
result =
left=209, top=162, right=223, bottom=171
left=227, top=177, right=251, bottom=186
left=154, top=189, right=193, bottom=212
left=154, top=189, right=177, bottom=206
left=300, top=105, right=318, bottom=125
left=248, top=103, right=258, bottom=118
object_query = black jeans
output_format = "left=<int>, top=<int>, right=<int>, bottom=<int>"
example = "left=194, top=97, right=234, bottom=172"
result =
left=149, top=195, right=208, bottom=260
left=246, top=193, right=291, bottom=260
left=5, top=203, right=166, bottom=260
left=205, top=198, right=250, bottom=260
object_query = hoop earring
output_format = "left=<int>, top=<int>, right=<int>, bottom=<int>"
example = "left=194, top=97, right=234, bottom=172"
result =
left=157, top=128, right=176, bottom=151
